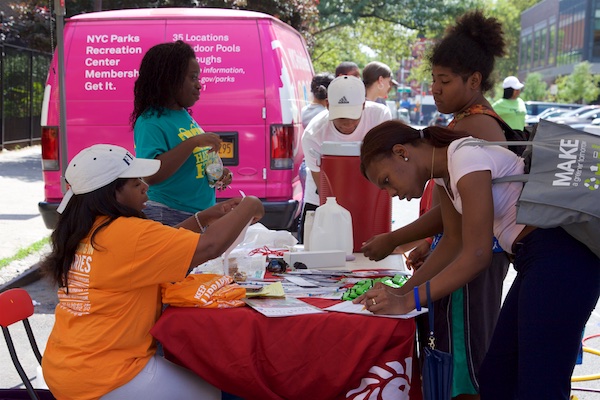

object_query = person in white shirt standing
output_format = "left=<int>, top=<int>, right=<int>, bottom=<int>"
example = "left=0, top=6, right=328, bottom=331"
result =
left=298, top=75, right=392, bottom=238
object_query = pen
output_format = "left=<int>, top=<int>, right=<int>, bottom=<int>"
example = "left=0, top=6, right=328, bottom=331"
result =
left=402, top=252, right=409, bottom=268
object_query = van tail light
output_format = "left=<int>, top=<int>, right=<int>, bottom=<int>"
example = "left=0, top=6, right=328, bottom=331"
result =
left=270, top=124, right=294, bottom=170
left=41, top=126, right=59, bottom=171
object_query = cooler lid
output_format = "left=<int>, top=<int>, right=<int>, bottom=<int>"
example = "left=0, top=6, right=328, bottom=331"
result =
left=321, top=141, right=361, bottom=156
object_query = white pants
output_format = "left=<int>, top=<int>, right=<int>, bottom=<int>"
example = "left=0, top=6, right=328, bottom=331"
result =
left=100, top=355, right=221, bottom=400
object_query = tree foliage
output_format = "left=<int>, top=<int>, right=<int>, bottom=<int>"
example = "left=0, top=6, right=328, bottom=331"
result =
left=193, top=0, right=319, bottom=48
left=316, top=0, right=477, bottom=38
left=521, top=72, right=548, bottom=102
left=2, top=0, right=52, bottom=52
left=554, top=62, right=600, bottom=104
left=311, top=17, right=416, bottom=75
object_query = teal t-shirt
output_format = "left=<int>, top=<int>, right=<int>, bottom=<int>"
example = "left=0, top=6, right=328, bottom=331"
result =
left=491, top=98, right=527, bottom=131
left=134, top=108, right=215, bottom=213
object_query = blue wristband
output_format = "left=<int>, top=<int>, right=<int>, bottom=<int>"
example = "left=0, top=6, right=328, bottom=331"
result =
left=414, top=286, right=421, bottom=311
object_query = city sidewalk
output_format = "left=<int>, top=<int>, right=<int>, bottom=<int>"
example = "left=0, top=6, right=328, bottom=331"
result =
left=0, top=145, right=52, bottom=293
left=0, top=145, right=52, bottom=261
left=0, top=145, right=54, bottom=392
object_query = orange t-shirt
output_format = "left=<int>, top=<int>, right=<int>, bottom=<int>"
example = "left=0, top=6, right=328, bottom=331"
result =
left=42, top=216, right=199, bottom=400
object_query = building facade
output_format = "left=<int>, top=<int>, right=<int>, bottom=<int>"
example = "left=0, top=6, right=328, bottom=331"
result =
left=519, top=0, right=600, bottom=83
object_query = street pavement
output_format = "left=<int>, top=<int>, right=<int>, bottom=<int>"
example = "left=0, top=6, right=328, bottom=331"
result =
left=0, top=145, right=599, bottom=398
left=0, top=145, right=52, bottom=260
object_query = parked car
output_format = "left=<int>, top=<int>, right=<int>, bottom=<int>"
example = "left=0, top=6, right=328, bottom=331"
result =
left=524, top=101, right=581, bottom=120
left=546, top=105, right=600, bottom=121
left=525, top=107, right=572, bottom=126
left=583, top=118, right=600, bottom=136
left=546, top=106, right=600, bottom=129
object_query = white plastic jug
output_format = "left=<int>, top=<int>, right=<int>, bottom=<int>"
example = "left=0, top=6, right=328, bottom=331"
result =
left=309, top=197, right=353, bottom=256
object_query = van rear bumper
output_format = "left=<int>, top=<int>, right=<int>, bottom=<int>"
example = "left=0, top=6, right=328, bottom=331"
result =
left=39, top=199, right=299, bottom=231
left=39, top=202, right=60, bottom=230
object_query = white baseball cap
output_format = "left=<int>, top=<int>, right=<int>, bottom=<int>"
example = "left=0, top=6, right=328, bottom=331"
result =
left=327, top=75, right=366, bottom=120
left=502, top=76, right=524, bottom=90
left=57, top=144, right=160, bottom=214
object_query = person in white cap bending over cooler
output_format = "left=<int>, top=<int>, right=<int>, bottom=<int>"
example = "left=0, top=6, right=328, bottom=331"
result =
left=298, top=75, right=392, bottom=240
left=492, top=75, right=527, bottom=131
left=40, top=144, right=264, bottom=400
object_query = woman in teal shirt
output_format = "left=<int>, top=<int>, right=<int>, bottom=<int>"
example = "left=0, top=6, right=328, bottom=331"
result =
left=131, top=40, right=232, bottom=226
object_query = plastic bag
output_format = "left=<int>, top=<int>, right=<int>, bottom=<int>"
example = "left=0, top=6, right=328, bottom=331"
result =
left=237, top=223, right=298, bottom=250
left=191, top=223, right=297, bottom=277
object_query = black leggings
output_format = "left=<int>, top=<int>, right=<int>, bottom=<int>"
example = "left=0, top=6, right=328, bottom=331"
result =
left=479, top=227, right=600, bottom=399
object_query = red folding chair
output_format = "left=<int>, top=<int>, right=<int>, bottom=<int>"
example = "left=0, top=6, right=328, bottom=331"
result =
left=0, top=288, right=54, bottom=400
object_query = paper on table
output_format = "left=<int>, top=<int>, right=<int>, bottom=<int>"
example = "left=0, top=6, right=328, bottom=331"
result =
left=324, top=301, right=428, bottom=319
left=244, top=297, right=324, bottom=317
left=222, top=218, right=252, bottom=275
left=284, top=276, right=320, bottom=288
left=245, top=282, right=286, bottom=298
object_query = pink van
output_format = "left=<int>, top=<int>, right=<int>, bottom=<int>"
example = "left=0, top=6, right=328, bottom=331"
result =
left=39, top=8, right=313, bottom=230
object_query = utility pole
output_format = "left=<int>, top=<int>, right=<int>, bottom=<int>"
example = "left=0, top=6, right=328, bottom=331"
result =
left=54, top=0, right=68, bottom=193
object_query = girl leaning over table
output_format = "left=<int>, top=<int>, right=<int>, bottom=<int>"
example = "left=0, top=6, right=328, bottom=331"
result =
left=361, top=11, right=513, bottom=399
left=354, top=121, right=600, bottom=399
left=40, top=144, right=264, bottom=400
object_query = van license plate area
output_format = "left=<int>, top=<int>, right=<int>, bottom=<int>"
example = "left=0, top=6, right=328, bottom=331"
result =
left=217, top=132, right=238, bottom=166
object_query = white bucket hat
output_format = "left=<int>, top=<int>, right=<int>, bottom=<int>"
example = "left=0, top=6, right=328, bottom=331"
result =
left=57, top=144, right=160, bottom=213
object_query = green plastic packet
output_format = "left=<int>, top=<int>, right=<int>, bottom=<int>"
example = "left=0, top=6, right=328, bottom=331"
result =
left=341, top=274, right=409, bottom=301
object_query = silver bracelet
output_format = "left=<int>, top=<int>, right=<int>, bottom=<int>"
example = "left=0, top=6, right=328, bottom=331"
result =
left=194, top=212, right=206, bottom=233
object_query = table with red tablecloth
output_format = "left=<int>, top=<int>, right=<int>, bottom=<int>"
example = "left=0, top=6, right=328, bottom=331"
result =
left=151, top=297, right=423, bottom=400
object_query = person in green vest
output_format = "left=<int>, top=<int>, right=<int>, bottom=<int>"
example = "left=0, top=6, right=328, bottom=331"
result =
left=492, top=76, right=527, bottom=130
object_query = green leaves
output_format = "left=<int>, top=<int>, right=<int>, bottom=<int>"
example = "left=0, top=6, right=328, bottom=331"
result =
left=555, top=62, right=600, bottom=104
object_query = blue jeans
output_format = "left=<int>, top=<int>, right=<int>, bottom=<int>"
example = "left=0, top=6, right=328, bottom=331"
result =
left=143, top=201, right=193, bottom=227
left=479, top=227, right=600, bottom=399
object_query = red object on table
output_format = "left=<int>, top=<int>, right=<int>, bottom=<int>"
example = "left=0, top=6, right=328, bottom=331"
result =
left=151, top=298, right=422, bottom=400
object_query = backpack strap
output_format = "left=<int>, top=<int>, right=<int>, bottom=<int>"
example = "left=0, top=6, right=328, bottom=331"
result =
left=452, top=104, right=529, bottom=155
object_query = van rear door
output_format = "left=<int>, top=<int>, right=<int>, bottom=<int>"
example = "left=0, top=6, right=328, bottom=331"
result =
left=167, top=19, right=268, bottom=199
left=259, top=20, right=313, bottom=206
left=40, top=18, right=168, bottom=220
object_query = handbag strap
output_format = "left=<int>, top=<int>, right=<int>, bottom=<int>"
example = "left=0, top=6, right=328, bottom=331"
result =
left=456, top=139, right=530, bottom=184
left=426, top=281, right=436, bottom=350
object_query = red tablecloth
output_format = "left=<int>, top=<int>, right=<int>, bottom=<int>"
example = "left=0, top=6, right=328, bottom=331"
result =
left=151, top=298, right=423, bottom=400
